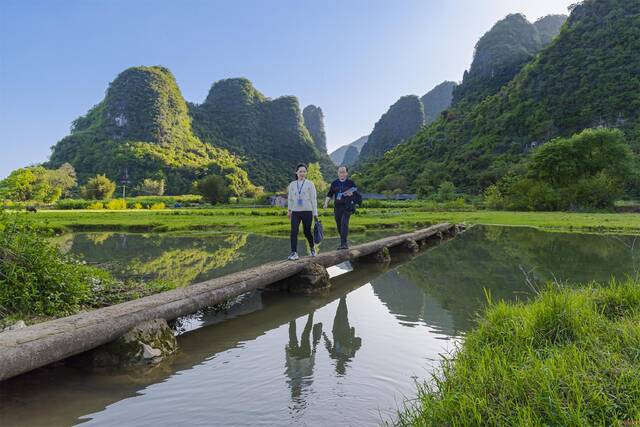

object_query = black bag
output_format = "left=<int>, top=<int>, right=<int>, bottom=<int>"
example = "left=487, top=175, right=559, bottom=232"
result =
left=313, top=219, right=324, bottom=244
left=345, top=191, right=362, bottom=214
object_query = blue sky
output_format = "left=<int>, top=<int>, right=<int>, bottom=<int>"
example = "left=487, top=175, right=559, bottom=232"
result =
left=0, top=0, right=574, bottom=178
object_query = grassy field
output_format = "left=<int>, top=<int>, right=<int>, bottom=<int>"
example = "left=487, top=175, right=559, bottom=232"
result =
left=398, top=278, right=640, bottom=426
left=16, top=207, right=640, bottom=235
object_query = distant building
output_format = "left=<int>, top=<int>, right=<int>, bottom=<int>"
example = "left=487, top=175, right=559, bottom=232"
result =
left=268, top=194, right=288, bottom=207
left=361, top=193, right=417, bottom=201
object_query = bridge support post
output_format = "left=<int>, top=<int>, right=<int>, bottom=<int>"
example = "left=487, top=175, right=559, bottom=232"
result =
left=275, top=262, right=331, bottom=294
left=402, top=238, right=419, bottom=253
left=68, top=319, right=177, bottom=369
left=359, top=246, right=391, bottom=264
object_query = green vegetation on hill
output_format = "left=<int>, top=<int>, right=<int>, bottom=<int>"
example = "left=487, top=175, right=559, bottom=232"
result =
left=358, top=0, right=640, bottom=197
left=452, top=13, right=566, bottom=106
left=533, top=14, right=568, bottom=44
left=190, top=78, right=333, bottom=191
left=420, top=81, right=457, bottom=124
left=399, top=279, right=640, bottom=425
left=302, top=105, right=327, bottom=152
left=47, top=66, right=255, bottom=196
left=357, top=95, right=425, bottom=165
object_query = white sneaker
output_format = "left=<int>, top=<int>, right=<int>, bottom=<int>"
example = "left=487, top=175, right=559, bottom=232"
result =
left=287, top=252, right=299, bottom=260
left=310, top=248, right=317, bottom=257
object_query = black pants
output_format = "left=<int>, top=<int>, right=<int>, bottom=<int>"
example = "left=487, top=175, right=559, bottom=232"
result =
left=334, top=204, right=351, bottom=246
left=291, top=210, right=314, bottom=252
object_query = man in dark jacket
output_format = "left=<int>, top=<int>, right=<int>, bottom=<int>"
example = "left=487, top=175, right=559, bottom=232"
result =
left=323, top=165, right=358, bottom=250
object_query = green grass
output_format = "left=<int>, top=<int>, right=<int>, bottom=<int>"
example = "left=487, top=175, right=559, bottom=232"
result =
left=15, top=207, right=640, bottom=235
left=398, top=279, right=640, bottom=426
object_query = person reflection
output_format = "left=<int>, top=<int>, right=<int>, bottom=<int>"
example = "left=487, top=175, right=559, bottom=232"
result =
left=323, top=297, right=362, bottom=375
left=284, top=312, right=322, bottom=406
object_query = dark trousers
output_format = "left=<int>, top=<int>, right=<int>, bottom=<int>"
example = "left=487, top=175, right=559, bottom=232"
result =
left=291, top=210, right=314, bottom=252
left=334, top=204, right=351, bottom=246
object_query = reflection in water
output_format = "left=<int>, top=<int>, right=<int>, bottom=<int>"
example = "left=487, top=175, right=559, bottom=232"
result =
left=376, top=226, right=640, bottom=333
left=285, top=313, right=322, bottom=407
left=371, top=272, right=456, bottom=336
left=59, top=232, right=391, bottom=288
left=3, top=226, right=636, bottom=426
left=323, top=297, right=362, bottom=376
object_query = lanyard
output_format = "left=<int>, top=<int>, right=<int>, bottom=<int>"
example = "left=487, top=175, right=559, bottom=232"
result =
left=296, top=179, right=306, bottom=197
left=338, top=180, right=346, bottom=194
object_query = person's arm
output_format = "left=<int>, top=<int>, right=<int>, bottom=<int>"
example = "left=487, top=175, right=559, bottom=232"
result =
left=323, top=197, right=331, bottom=209
left=324, top=183, right=334, bottom=209
left=287, top=183, right=293, bottom=219
left=310, top=183, right=318, bottom=217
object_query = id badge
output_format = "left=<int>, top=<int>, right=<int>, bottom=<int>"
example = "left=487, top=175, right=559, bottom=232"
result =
left=297, top=198, right=304, bottom=206
left=336, top=192, right=342, bottom=200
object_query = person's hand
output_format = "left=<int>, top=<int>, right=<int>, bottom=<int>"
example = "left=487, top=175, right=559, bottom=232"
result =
left=323, top=201, right=328, bottom=209
left=287, top=210, right=292, bottom=219
left=344, top=191, right=353, bottom=196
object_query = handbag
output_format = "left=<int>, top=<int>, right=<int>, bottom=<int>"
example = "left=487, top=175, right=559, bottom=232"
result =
left=313, top=219, right=324, bottom=244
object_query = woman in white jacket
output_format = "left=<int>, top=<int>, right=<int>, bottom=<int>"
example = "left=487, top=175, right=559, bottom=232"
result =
left=287, top=163, right=318, bottom=260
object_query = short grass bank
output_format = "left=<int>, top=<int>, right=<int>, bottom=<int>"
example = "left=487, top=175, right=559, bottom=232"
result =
left=398, top=279, right=640, bottom=426
left=17, top=208, right=640, bottom=235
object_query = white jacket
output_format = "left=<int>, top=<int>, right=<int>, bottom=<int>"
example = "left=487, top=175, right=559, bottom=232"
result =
left=287, top=179, right=318, bottom=216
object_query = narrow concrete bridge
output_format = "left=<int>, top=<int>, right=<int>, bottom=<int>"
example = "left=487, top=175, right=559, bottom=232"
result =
left=0, top=223, right=459, bottom=381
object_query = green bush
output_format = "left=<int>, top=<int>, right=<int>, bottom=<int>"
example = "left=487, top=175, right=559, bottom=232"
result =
left=81, top=174, right=116, bottom=200
left=55, top=199, right=92, bottom=209
left=571, top=172, right=622, bottom=209
left=505, top=178, right=561, bottom=211
left=195, top=175, right=231, bottom=205
left=435, top=181, right=457, bottom=202
left=483, top=184, right=505, bottom=209
left=135, top=178, right=165, bottom=196
left=106, top=199, right=127, bottom=210
left=0, top=213, right=108, bottom=317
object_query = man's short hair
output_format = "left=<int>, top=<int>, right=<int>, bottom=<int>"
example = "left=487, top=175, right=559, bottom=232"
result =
left=338, top=165, right=349, bottom=172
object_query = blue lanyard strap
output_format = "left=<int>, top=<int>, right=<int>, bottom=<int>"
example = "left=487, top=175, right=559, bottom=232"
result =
left=296, top=179, right=305, bottom=196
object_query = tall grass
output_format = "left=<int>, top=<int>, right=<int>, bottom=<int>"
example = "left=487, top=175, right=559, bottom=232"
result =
left=0, top=212, right=174, bottom=326
left=398, top=280, right=640, bottom=426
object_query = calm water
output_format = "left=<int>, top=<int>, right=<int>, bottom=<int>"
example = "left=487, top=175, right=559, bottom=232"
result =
left=1, top=226, right=638, bottom=426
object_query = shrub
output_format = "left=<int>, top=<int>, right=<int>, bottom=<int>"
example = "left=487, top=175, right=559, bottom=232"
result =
left=149, top=202, right=166, bottom=210
left=503, top=178, right=562, bottom=211
left=87, top=201, right=104, bottom=210
left=483, top=184, right=505, bottom=209
left=106, top=199, right=127, bottom=210
left=55, top=199, right=92, bottom=210
left=0, top=212, right=109, bottom=317
left=435, top=181, right=456, bottom=202
left=570, top=172, right=621, bottom=209
left=195, top=175, right=231, bottom=204
left=81, top=174, right=116, bottom=200
left=136, top=178, right=165, bottom=196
